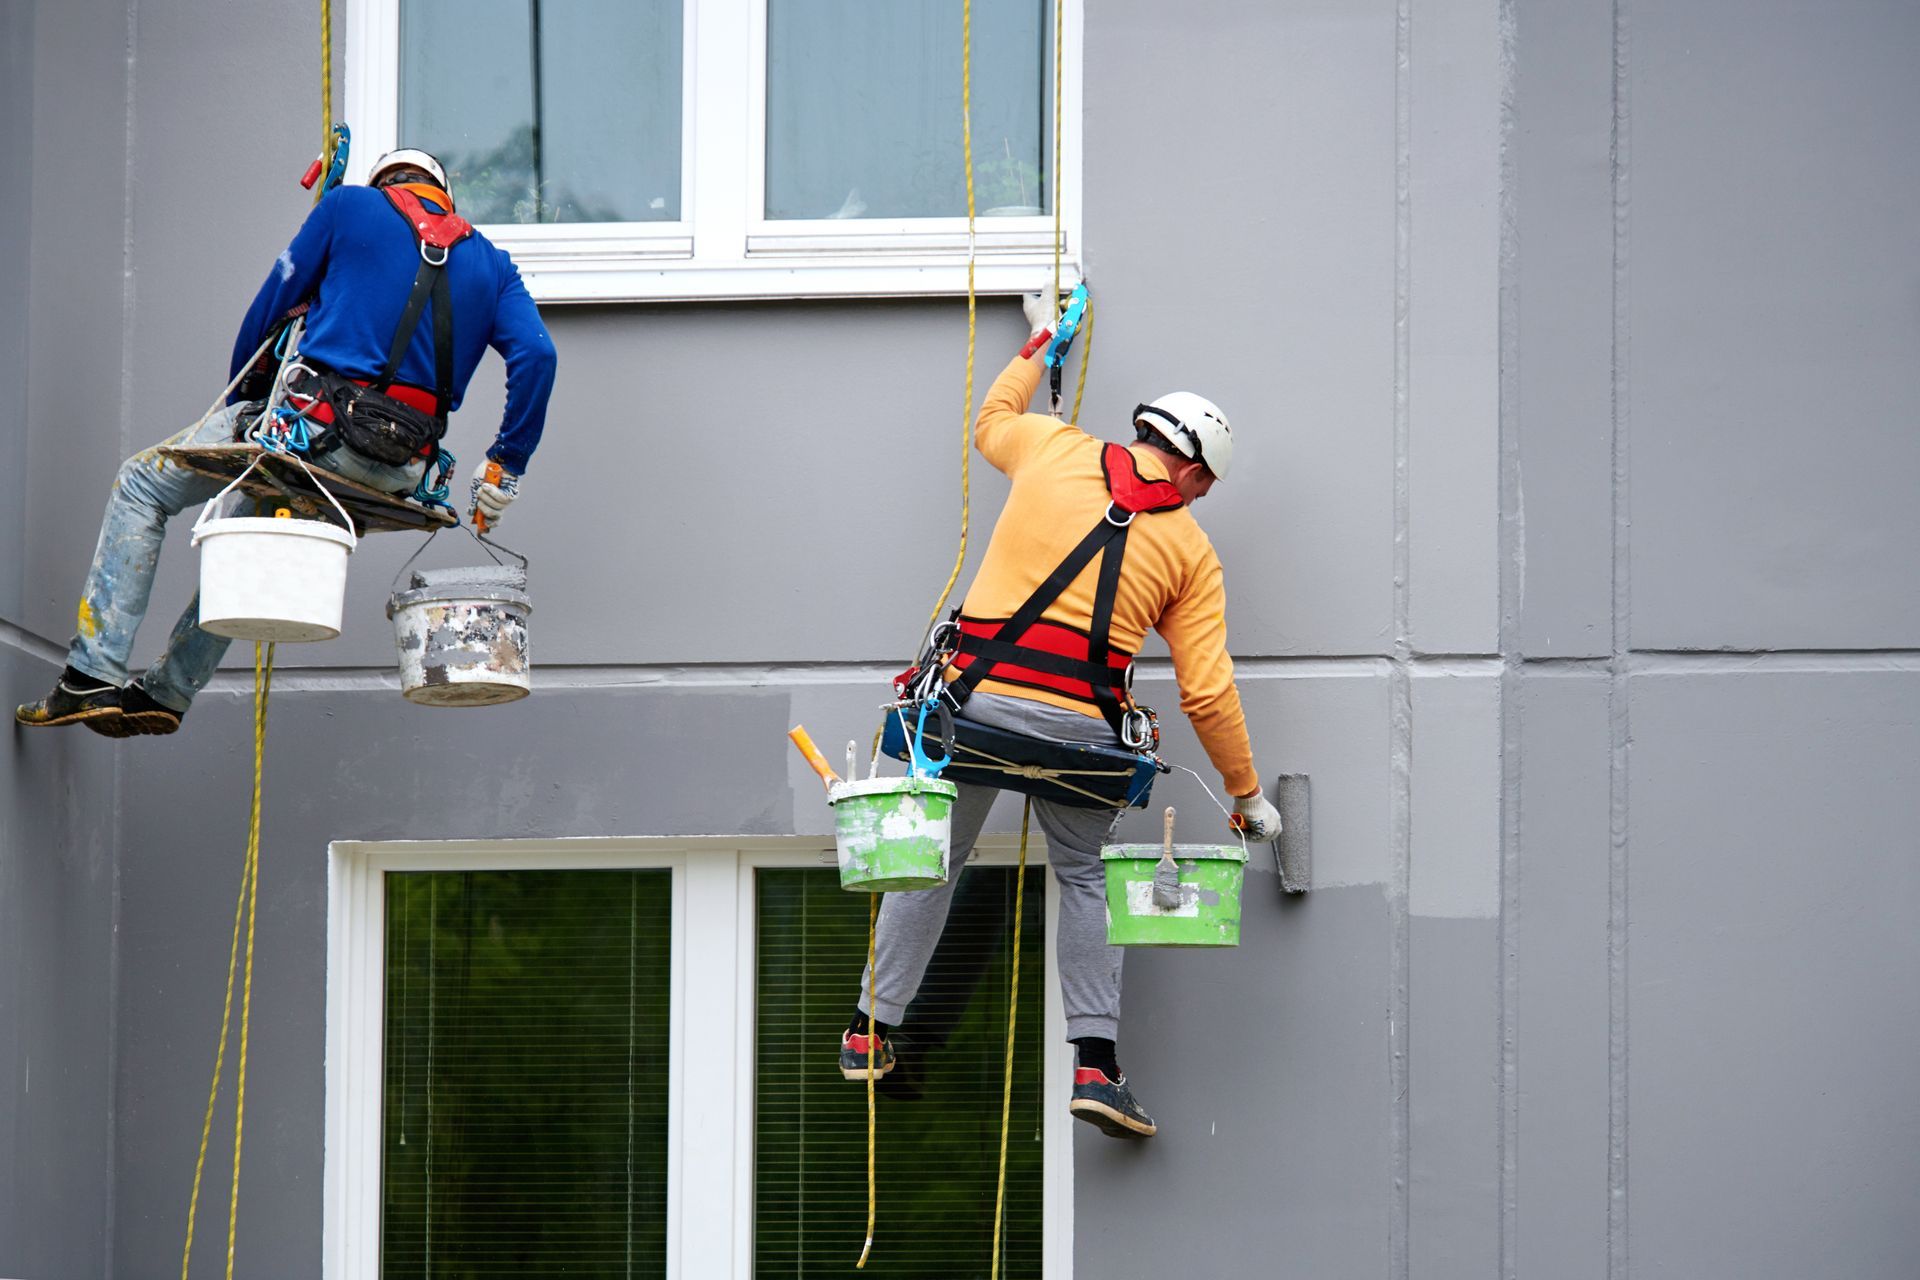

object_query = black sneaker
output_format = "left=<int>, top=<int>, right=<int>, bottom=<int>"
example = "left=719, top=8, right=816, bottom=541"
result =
left=15, top=668, right=123, bottom=730
left=839, top=1029, right=897, bottom=1080
left=88, top=681, right=183, bottom=738
left=1069, top=1067, right=1158, bottom=1139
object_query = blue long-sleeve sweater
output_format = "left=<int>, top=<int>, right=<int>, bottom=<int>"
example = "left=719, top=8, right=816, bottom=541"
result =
left=229, top=185, right=556, bottom=474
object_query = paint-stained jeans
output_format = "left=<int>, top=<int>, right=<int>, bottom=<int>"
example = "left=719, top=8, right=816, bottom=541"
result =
left=860, top=691, right=1127, bottom=1043
left=67, top=403, right=423, bottom=712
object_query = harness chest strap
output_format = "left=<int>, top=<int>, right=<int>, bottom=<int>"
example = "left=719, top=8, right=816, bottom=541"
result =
left=948, top=444, right=1184, bottom=736
left=377, top=186, right=473, bottom=419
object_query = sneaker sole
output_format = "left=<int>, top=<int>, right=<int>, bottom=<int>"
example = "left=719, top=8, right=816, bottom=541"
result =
left=17, top=705, right=124, bottom=729
left=839, top=1061, right=896, bottom=1081
left=1069, top=1098, right=1157, bottom=1139
left=120, top=710, right=181, bottom=735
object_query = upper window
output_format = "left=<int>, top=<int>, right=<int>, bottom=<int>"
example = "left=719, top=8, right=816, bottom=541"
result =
left=347, top=0, right=1082, bottom=302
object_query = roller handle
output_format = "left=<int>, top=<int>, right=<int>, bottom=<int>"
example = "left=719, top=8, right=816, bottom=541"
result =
left=788, top=725, right=842, bottom=792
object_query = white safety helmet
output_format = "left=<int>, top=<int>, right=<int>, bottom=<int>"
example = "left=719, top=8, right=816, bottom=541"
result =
left=368, top=147, right=450, bottom=193
left=1133, top=392, right=1235, bottom=481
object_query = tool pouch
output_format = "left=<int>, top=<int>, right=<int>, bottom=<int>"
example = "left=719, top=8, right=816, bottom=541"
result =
left=308, top=370, right=446, bottom=466
left=879, top=703, right=1159, bottom=811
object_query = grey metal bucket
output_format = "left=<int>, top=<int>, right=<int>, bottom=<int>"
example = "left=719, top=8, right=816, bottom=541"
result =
left=386, top=529, right=532, bottom=706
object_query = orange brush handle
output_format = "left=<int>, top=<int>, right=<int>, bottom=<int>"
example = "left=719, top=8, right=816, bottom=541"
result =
left=472, top=459, right=503, bottom=533
left=788, top=725, right=842, bottom=791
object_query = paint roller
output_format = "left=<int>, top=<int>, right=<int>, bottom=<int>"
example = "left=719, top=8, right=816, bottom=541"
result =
left=1152, top=805, right=1182, bottom=909
left=787, top=724, right=842, bottom=792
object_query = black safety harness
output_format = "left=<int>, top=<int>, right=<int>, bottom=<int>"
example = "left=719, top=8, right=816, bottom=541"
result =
left=941, top=443, right=1186, bottom=746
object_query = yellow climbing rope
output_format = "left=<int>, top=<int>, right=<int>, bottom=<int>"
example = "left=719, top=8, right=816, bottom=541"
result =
left=989, top=800, right=1032, bottom=1280
left=317, top=0, right=334, bottom=205
left=180, top=642, right=275, bottom=1280
left=856, top=891, right=880, bottom=1269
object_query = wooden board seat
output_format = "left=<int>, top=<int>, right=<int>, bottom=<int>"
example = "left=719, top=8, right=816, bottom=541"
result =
left=159, top=443, right=457, bottom=534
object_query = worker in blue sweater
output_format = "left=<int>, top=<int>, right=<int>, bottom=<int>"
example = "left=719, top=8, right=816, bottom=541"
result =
left=16, top=149, right=556, bottom=737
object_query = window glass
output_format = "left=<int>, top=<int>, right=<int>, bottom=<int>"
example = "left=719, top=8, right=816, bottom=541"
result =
left=754, top=866, right=1045, bottom=1276
left=382, top=869, right=673, bottom=1278
left=399, top=0, right=683, bottom=224
left=765, top=0, right=1054, bottom=219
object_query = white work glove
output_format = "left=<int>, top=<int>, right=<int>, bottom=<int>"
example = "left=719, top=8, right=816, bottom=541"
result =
left=1231, top=787, right=1282, bottom=841
left=468, top=459, right=521, bottom=531
left=1022, top=286, right=1060, bottom=337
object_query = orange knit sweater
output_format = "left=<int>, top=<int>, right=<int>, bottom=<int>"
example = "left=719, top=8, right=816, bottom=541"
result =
left=951, top=355, right=1259, bottom=797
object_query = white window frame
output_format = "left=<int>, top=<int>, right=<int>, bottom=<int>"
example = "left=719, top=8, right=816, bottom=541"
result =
left=344, top=0, right=1083, bottom=304
left=324, top=836, right=1074, bottom=1280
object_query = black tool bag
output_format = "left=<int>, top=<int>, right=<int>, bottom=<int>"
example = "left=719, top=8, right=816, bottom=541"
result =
left=303, top=369, right=445, bottom=466
left=879, top=704, right=1161, bottom=811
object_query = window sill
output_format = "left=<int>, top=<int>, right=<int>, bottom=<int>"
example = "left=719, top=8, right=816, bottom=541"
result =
left=510, top=249, right=1082, bottom=305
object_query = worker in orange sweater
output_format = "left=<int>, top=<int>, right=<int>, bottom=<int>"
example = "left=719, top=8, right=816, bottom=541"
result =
left=841, top=288, right=1280, bottom=1139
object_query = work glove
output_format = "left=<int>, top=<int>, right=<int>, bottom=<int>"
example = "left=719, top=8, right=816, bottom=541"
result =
left=1022, top=285, right=1060, bottom=337
left=468, top=458, right=521, bottom=532
left=1230, top=787, right=1282, bottom=842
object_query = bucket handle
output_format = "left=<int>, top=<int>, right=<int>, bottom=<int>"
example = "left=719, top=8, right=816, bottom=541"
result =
left=389, top=523, right=529, bottom=594
left=191, top=449, right=359, bottom=547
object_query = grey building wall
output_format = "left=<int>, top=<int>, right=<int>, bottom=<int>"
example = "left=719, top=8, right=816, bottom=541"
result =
left=1, top=3, right=121, bottom=1278
left=4, top=1, right=1917, bottom=1279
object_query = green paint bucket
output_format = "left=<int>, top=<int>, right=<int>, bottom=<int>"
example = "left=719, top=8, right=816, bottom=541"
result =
left=828, top=776, right=958, bottom=893
left=1100, top=841, right=1249, bottom=946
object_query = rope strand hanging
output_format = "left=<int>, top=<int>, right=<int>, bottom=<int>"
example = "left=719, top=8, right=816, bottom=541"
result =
left=180, top=642, right=276, bottom=1280
left=184, top=0, right=328, bottom=1267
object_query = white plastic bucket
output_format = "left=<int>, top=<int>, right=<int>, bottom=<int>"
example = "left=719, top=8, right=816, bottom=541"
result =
left=189, top=453, right=358, bottom=642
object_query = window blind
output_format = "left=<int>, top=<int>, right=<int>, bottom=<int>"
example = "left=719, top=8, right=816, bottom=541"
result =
left=381, top=869, right=673, bottom=1279
left=755, top=866, right=1046, bottom=1278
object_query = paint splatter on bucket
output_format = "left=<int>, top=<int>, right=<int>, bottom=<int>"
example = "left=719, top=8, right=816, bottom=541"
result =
left=1099, top=843, right=1248, bottom=946
left=388, top=564, right=532, bottom=706
left=828, top=775, right=957, bottom=892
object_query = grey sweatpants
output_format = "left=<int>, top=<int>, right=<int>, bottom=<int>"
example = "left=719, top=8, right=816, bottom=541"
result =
left=858, top=691, right=1126, bottom=1042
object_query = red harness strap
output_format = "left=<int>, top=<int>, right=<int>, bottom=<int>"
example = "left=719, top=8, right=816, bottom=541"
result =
left=289, top=377, right=440, bottom=427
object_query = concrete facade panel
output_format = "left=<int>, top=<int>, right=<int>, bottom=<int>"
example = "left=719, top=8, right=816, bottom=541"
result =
left=1512, top=0, right=1615, bottom=658
left=1628, top=672, right=1920, bottom=1277
left=1075, top=885, right=1391, bottom=1280
left=1409, top=0, right=1501, bottom=657
left=0, top=3, right=32, bottom=623
left=1514, top=671, right=1610, bottom=1280
left=1629, top=0, right=1920, bottom=649
left=0, top=644, right=118, bottom=1280
left=1123, top=666, right=1392, bottom=889
left=1410, top=671, right=1499, bottom=919
left=22, top=0, right=134, bottom=648
left=1410, top=917, right=1500, bottom=1279
left=1086, top=0, right=1397, bottom=656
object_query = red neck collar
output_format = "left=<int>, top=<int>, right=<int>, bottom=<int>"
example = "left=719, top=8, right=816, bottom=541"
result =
left=1101, top=443, right=1185, bottom=513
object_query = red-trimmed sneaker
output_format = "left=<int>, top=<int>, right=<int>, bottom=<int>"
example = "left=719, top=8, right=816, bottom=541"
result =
left=839, top=1030, right=897, bottom=1080
left=1069, top=1067, right=1158, bottom=1139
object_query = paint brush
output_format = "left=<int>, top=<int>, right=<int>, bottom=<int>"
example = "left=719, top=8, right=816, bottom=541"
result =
left=847, top=740, right=860, bottom=788
left=1152, top=805, right=1183, bottom=909
left=787, top=725, right=842, bottom=792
